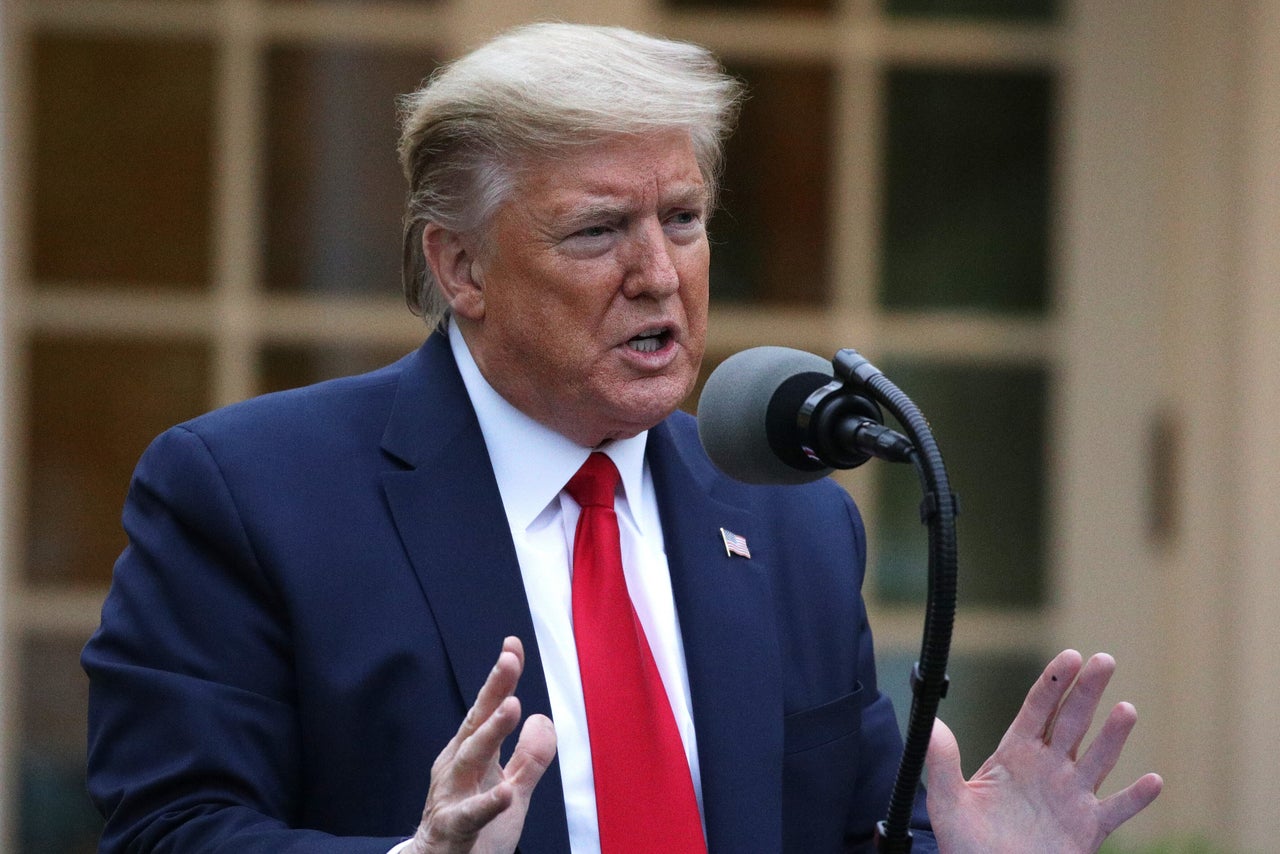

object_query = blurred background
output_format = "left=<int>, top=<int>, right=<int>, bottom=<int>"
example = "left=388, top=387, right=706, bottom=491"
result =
left=0, top=0, right=1276, bottom=851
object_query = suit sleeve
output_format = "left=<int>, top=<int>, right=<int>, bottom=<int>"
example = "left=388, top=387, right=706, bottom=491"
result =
left=82, top=425, right=409, bottom=853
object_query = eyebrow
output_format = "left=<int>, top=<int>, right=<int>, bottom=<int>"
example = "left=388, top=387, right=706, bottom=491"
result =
left=663, top=184, right=712, bottom=208
left=558, top=184, right=710, bottom=227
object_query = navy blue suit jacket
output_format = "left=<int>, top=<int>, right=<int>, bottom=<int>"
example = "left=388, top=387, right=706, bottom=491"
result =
left=83, top=332, right=935, bottom=852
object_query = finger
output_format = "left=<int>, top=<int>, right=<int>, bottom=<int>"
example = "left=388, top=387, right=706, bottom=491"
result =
left=1007, top=649, right=1083, bottom=741
left=1076, top=701, right=1138, bottom=791
left=501, top=635, right=526, bottom=669
left=448, top=638, right=526, bottom=754
left=1046, top=653, right=1115, bottom=757
left=924, top=718, right=965, bottom=808
left=433, top=649, right=524, bottom=779
left=504, top=713, right=558, bottom=796
left=452, top=695, right=524, bottom=774
left=1097, top=772, right=1164, bottom=835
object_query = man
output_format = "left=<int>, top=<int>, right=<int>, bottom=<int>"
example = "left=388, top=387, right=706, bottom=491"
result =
left=83, top=23, right=1161, bottom=853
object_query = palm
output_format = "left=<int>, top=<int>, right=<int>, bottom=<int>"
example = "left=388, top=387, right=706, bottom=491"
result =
left=423, top=723, right=550, bottom=854
left=925, top=651, right=1163, bottom=854
left=467, top=727, right=556, bottom=854
left=413, top=637, right=557, bottom=854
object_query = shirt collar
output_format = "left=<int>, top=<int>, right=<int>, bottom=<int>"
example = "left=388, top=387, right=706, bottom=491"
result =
left=448, top=321, right=652, bottom=534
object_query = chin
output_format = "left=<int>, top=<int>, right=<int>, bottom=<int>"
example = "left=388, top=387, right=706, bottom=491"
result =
left=616, top=390, right=688, bottom=433
left=581, top=371, right=696, bottom=441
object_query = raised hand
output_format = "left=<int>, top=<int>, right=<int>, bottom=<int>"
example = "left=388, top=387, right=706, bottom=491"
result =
left=925, top=649, right=1163, bottom=854
left=410, top=636, right=557, bottom=854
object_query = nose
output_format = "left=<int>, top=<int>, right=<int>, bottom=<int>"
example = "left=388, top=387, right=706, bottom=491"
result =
left=621, top=220, right=681, bottom=300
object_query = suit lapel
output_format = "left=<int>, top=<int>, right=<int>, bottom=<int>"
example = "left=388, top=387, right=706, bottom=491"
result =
left=379, top=333, right=570, bottom=853
left=649, top=421, right=785, bottom=854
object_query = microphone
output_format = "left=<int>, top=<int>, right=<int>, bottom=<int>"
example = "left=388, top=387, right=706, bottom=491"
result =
left=697, top=346, right=914, bottom=485
left=702, top=348, right=951, bottom=852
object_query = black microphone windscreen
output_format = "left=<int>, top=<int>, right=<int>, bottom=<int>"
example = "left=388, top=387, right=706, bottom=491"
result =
left=697, top=346, right=834, bottom=485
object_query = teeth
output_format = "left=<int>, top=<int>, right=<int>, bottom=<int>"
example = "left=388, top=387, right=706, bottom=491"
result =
left=629, top=336, right=661, bottom=353
left=628, top=331, right=666, bottom=353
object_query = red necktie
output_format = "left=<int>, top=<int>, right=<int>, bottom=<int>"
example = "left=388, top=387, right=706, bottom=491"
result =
left=566, top=453, right=706, bottom=854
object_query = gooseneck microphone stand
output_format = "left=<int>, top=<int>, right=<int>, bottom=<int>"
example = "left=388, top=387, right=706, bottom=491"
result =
left=830, top=349, right=958, bottom=854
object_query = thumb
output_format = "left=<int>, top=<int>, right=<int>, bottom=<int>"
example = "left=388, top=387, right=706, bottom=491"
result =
left=506, top=713, right=557, bottom=796
left=925, top=718, right=965, bottom=806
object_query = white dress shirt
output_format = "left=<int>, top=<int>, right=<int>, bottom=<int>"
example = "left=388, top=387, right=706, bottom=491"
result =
left=389, top=325, right=703, bottom=854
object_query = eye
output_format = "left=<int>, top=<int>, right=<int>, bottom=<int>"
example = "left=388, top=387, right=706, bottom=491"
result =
left=664, top=209, right=705, bottom=242
left=665, top=207, right=706, bottom=229
left=560, top=220, right=620, bottom=258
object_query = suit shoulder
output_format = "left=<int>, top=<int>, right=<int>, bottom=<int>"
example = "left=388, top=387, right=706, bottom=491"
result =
left=178, top=352, right=412, bottom=445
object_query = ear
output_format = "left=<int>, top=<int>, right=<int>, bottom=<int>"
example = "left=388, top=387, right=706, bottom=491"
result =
left=423, top=223, right=486, bottom=321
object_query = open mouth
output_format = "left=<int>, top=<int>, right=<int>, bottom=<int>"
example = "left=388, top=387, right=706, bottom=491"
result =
left=627, top=328, right=672, bottom=354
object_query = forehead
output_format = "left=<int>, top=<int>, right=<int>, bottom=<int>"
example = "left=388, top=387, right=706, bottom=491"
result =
left=512, top=131, right=709, bottom=214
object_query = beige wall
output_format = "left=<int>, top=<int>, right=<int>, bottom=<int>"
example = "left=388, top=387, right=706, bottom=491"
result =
left=1060, top=1, right=1280, bottom=847
left=1231, top=2, right=1280, bottom=847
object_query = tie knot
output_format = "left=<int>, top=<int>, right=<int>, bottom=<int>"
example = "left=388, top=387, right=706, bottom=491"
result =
left=565, top=452, right=620, bottom=509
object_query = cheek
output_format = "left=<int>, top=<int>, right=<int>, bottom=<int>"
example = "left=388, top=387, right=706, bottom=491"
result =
left=679, top=240, right=710, bottom=298
left=684, top=283, right=709, bottom=323
left=527, top=299, right=603, bottom=375
left=679, top=266, right=710, bottom=344
left=684, top=304, right=707, bottom=356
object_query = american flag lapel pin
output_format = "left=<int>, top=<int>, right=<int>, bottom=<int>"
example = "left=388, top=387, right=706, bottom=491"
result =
left=720, top=528, right=751, bottom=559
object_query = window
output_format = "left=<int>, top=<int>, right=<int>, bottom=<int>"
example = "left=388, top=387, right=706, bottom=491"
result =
left=1, top=0, right=1064, bottom=844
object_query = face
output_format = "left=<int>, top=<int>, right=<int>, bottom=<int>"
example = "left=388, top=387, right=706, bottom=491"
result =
left=441, top=131, right=710, bottom=448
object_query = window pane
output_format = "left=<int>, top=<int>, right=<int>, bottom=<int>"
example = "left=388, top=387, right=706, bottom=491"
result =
left=665, top=0, right=833, bottom=10
left=25, top=337, right=212, bottom=585
left=877, top=647, right=1043, bottom=776
left=258, top=343, right=411, bottom=394
left=713, top=62, right=833, bottom=306
left=885, top=0, right=1059, bottom=22
left=881, top=68, right=1053, bottom=313
left=31, top=34, right=216, bottom=288
left=872, top=360, right=1047, bottom=608
left=273, top=0, right=439, bottom=4
left=19, top=634, right=103, bottom=854
left=263, top=44, right=439, bottom=296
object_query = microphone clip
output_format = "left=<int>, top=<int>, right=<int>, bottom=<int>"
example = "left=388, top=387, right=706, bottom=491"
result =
left=780, top=354, right=916, bottom=472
